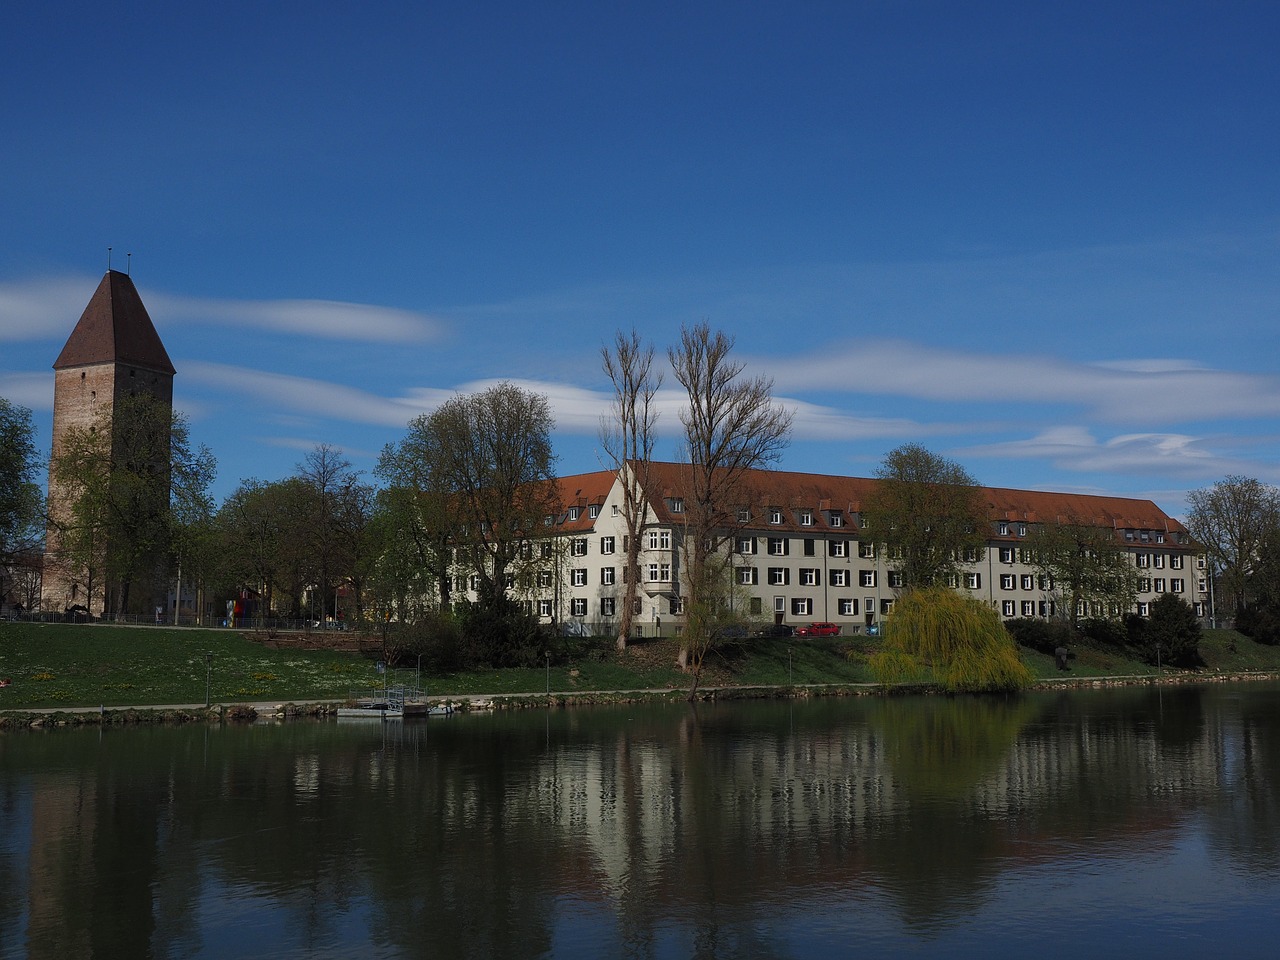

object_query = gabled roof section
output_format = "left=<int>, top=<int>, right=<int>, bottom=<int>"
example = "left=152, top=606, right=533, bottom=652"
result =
left=553, top=470, right=617, bottom=532
left=53, top=271, right=175, bottom=375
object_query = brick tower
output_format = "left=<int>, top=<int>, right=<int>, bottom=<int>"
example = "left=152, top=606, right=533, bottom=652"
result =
left=42, top=270, right=175, bottom=618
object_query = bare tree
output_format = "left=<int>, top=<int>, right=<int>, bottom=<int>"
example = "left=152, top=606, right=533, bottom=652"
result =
left=600, top=330, right=662, bottom=650
left=1185, top=475, right=1280, bottom=620
left=669, top=322, right=793, bottom=697
left=1030, top=518, right=1137, bottom=624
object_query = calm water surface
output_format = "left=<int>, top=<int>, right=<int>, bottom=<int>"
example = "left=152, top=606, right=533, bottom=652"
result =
left=2, top=683, right=1279, bottom=959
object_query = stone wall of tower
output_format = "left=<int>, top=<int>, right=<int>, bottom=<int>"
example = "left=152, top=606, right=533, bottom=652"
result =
left=42, top=362, right=175, bottom=616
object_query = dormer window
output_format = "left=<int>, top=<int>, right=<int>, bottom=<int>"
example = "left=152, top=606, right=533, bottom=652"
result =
left=669, top=497, right=684, bottom=513
left=737, top=508, right=751, bottom=523
left=567, top=506, right=581, bottom=521
left=998, top=522, right=1009, bottom=536
left=588, top=504, right=600, bottom=519
left=799, top=509, right=813, bottom=526
left=769, top=507, right=783, bottom=524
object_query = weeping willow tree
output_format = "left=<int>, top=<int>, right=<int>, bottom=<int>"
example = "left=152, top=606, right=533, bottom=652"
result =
left=868, top=586, right=1033, bottom=693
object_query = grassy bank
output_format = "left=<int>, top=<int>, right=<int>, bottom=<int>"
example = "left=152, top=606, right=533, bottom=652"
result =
left=3, top=621, right=1280, bottom=711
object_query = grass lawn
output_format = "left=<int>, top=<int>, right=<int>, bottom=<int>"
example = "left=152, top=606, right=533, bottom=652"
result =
left=3, top=622, right=1278, bottom=711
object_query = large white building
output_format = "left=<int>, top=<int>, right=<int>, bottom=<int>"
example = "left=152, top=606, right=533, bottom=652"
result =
left=448, top=462, right=1204, bottom=637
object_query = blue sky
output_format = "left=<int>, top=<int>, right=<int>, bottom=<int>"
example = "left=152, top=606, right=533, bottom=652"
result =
left=3, top=1, right=1278, bottom=514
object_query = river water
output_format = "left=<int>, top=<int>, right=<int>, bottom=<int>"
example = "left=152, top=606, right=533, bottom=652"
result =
left=2, top=682, right=1279, bottom=959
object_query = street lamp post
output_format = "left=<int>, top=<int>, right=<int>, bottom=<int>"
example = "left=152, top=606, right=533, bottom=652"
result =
left=204, top=652, right=212, bottom=708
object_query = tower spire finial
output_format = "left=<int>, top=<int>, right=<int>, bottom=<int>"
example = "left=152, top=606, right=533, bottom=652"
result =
left=107, top=246, right=112, bottom=271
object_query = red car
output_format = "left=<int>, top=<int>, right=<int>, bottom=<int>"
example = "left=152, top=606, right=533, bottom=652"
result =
left=795, top=622, right=841, bottom=637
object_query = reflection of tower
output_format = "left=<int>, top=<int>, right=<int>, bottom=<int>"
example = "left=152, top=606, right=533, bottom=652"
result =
left=42, top=270, right=175, bottom=616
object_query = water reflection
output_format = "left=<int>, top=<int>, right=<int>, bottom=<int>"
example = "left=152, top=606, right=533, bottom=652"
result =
left=2, top=684, right=1279, bottom=958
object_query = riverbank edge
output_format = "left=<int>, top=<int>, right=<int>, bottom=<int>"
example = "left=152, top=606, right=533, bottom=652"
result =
left=5, top=668, right=1280, bottom=730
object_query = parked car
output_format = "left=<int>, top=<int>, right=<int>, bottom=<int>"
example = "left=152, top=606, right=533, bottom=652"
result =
left=795, top=622, right=841, bottom=637
left=753, top=624, right=794, bottom=638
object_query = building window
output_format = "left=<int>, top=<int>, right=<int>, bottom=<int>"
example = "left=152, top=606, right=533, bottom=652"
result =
left=541, top=542, right=554, bottom=559
left=1137, top=602, right=1149, bottom=617
left=800, top=568, right=820, bottom=586
left=571, top=538, right=588, bottom=557
left=569, top=598, right=588, bottom=617
left=1138, top=578, right=1151, bottom=593
left=1170, top=554, right=1184, bottom=569
left=998, top=522, right=1009, bottom=536
left=737, top=507, right=751, bottom=523
left=601, top=567, right=615, bottom=586
left=791, top=598, right=813, bottom=616
left=738, top=567, right=759, bottom=586
left=1154, top=554, right=1165, bottom=569
left=888, top=570, right=904, bottom=589
left=830, top=540, right=848, bottom=558
left=670, top=596, right=685, bottom=615
left=1197, top=578, right=1208, bottom=593
left=1021, top=574, right=1034, bottom=590
left=736, top=536, right=757, bottom=554
left=965, top=572, right=981, bottom=589
left=829, top=512, right=843, bottom=527
left=669, top=497, right=684, bottom=513
left=946, top=573, right=959, bottom=588
left=999, top=547, right=1015, bottom=564
left=1136, top=553, right=1151, bottom=568
left=647, top=563, right=671, bottom=582
left=568, top=506, right=581, bottom=521
left=830, top=569, right=849, bottom=587
left=769, top=507, right=783, bottom=524
left=1021, top=600, right=1036, bottom=616
left=1153, top=578, right=1166, bottom=593
left=838, top=598, right=858, bottom=616
left=1018, top=524, right=1027, bottom=537
left=572, top=568, right=587, bottom=587
left=1194, top=601, right=1205, bottom=616
left=858, top=542, right=876, bottom=559
left=860, top=570, right=877, bottom=588
left=601, top=597, right=616, bottom=617
left=600, top=536, right=615, bottom=555
left=880, top=598, right=894, bottom=615
left=538, top=599, right=553, bottom=617
left=803, top=538, right=816, bottom=557
left=799, top=509, right=813, bottom=526
left=1000, top=574, right=1015, bottom=590
left=647, top=530, right=671, bottom=550
left=1171, top=578, right=1184, bottom=593
left=1039, top=575, right=1053, bottom=591
left=537, top=571, right=552, bottom=588
left=768, top=567, right=789, bottom=586
left=768, top=538, right=788, bottom=556
left=1001, top=600, right=1015, bottom=616
left=588, top=504, right=600, bottom=519
left=963, top=547, right=979, bottom=563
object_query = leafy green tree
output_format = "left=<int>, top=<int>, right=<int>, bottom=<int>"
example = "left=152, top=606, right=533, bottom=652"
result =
left=0, top=397, right=43, bottom=608
left=862, top=443, right=986, bottom=590
left=867, top=586, right=1033, bottom=693
left=1236, top=527, right=1280, bottom=644
left=49, top=393, right=210, bottom=617
left=1030, top=519, right=1137, bottom=624
left=1185, top=476, right=1280, bottom=619
left=668, top=322, right=793, bottom=698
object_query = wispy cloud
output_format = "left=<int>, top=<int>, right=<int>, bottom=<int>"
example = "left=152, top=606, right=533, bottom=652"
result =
left=0, top=372, right=53, bottom=410
left=0, top=275, right=445, bottom=345
left=961, top=426, right=1280, bottom=483
left=150, top=292, right=446, bottom=343
left=761, top=340, right=1280, bottom=425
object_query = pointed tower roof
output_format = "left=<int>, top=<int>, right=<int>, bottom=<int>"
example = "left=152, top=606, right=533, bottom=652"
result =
left=53, top=270, right=175, bottom=374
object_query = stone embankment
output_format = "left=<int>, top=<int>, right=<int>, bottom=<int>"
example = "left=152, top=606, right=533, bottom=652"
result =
left=4, top=670, right=1279, bottom=730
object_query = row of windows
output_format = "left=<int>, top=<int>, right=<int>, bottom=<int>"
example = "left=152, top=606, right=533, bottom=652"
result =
left=1137, top=578, right=1186, bottom=593
left=737, top=506, right=845, bottom=527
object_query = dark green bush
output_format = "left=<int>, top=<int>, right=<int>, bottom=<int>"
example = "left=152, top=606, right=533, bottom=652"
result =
left=1142, top=594, right=1203, bottom=667
left=1237, top=602, right=1280, bottom=645
left=1004, top=617, right=1076, bottom=654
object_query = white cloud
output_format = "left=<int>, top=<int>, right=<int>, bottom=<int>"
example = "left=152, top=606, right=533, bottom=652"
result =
left=0, top=275, right=445, bottom=345
left=759, top=340, right=1280, bottom=425
left=0, top=372, right=53, bottom=410
left=150, top=292, right=445, bottom=343
left=0, top=277, right=99, bottom=341
left=962, top=426, right=1280, bottom=482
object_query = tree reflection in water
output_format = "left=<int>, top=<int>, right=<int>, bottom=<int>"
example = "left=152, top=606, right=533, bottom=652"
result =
left=2, top=684, right=1279, bottom=958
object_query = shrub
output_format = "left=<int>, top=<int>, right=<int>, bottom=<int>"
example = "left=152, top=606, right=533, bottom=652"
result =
left=1004, top=617, right=1076, bottom=655
left=1079, top=617, right=1126, bottom=648
left=1237, top=602, right=1280, bottom=645
left=1144, top=594, right=1203, bottom=667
